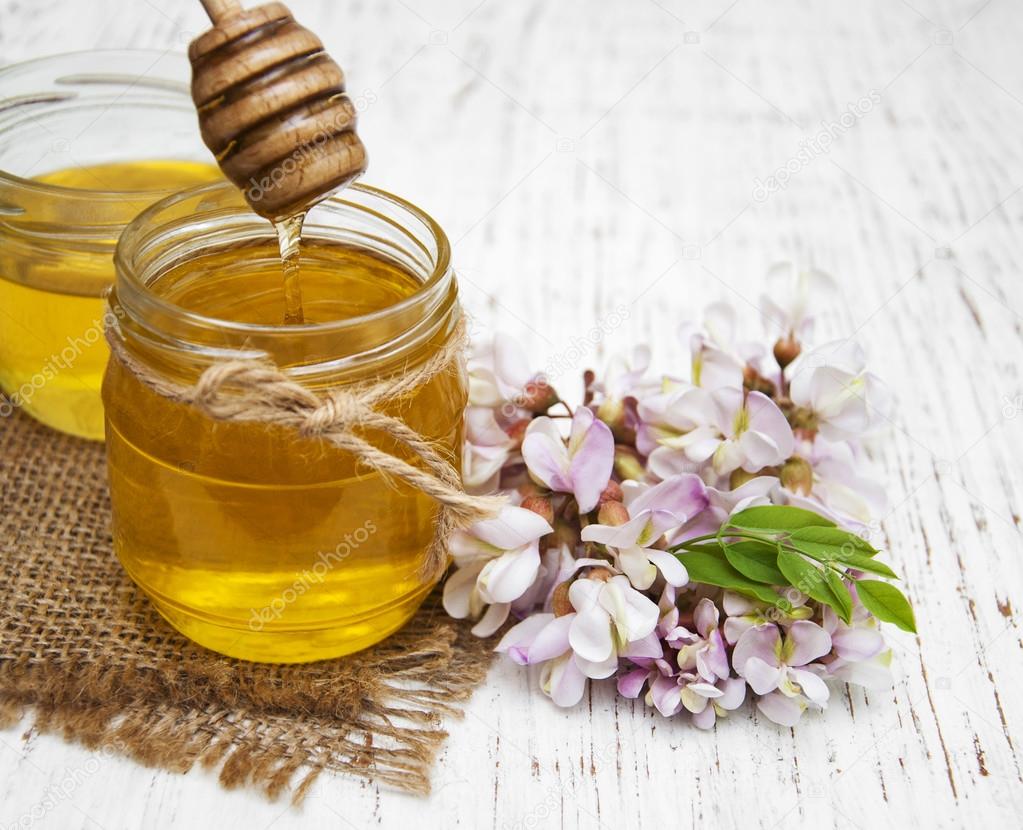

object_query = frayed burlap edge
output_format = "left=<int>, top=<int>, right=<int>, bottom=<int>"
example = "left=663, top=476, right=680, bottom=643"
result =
left=0, top=408, right=496, bottom=803
left=0, top=601, right=494, bottom=800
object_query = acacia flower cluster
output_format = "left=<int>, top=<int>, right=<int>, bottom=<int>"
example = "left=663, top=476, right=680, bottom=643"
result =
left=447, top=266, right=915, bottom=727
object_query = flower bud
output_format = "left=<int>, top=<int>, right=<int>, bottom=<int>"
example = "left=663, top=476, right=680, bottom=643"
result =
left=774, top=335, right=801, bottom=369
left=743, top=365, right=776, bottom=397
left=598, top=480, right=623, bottom=505
left=521, top=494, right=555, bottom=524
left=597, top=396, right=624, bottom=430
left=780, top=456, right=814, bottom=495
left=505, top=418, right=530, bottom=443
left=614, top=445, right=645, bottom=482
left=520, top=375, right=559, bottom=413
left=597, top=500, right=629, bottom=527
left=730, top=465, right=778, bottom=488
left=551, top=519, right=580, bottom=549
left=582, top=369, right=596, bottom=406
left=729, top=468, right=757, bottom=489
left=552, top=580, right=574, bottom=616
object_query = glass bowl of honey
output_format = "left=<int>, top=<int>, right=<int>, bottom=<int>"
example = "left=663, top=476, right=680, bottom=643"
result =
left=0, top=50, right=221, bottom=439
left=105, top=180, right=466, bottom=662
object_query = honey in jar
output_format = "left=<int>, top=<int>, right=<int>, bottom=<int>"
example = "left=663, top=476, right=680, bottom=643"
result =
left=104, top=182, right=465, bottom=662
left=0, top=161, right=220, bottom=438
left=0, top=51, right=221, bottom=439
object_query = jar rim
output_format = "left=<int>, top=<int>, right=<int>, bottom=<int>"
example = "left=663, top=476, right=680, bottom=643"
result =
left=0, top=49, right=199, bottom=202
left=113, top=179, right=454, bottom=350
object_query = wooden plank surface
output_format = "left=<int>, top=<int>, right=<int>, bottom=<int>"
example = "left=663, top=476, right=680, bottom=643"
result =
left=2, top=0, right=1022, bottom=827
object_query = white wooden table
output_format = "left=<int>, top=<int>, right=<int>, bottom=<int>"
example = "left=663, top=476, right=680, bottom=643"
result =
left=3, top=1, right=1022, bottom=827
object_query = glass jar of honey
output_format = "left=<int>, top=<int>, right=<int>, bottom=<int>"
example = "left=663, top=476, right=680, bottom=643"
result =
left=0, top=51, right=220, bottom=440
left=105, top=181, right=466, bottom=662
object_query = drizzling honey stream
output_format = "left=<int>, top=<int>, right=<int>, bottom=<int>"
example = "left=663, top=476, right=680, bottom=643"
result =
left=189, top=0, right=369, bottom=323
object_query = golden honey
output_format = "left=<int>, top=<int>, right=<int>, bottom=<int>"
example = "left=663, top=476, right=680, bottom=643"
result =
left=105, top=182, right=465, bottom=662
left=0, top=161, right=220, bottom=438
left=0, top=51, right=224, bottom=440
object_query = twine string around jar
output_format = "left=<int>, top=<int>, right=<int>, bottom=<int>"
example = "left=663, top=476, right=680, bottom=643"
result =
left=104, top=315, right=504, bottom=579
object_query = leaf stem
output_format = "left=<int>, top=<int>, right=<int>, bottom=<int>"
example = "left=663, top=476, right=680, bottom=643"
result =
left=669, top=529, right=777, bottom=553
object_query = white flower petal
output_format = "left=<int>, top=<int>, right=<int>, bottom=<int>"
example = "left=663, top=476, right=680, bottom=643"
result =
left=646, top=548, right=689, bottom=588
left=789, top=668, right=830, bottom=706
left=442, top=563, right=484, bottom=619
left=568, top=596, right=614, bottom=663
left=471, top=602, right=510, bottom=637
left=617, top=547, right=658, bottom=591
left=478, top=544, right=542, bottom=604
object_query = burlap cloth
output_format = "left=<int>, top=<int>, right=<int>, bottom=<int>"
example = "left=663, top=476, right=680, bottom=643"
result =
left=0, top=410, right=494, bottom=801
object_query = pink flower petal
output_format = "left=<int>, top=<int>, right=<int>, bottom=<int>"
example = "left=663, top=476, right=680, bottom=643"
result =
left=542, top=655, right=587, bottom=707
left=699, top=630, right=731, bottom=681
left=784, top=620, right=833, bottom=666
left=717, top=676, right=747, bottom=710
left=691, top=704, right=716, bottom=729
left=521, top=418, right=573, bottom=493
left=732, top=624, right=782, bottom=673
left=496, top=613, right=555, bottom=664
left=649, top=673, right=682, bottom=717
left=740, top=656, right=784, bottom=695
left=723, top=616, right=754, bottom=645
left=832, top=627, right=885, bottom=661
left=756, top=691, right=805, bottom=726
left=693, top=597, right=719, bottom=639
left=567, top=408, right=614, bottom=512
left=617, top=668, right=650, bottom=699
left=629, top=473, right=709, bottom=521
left=527, top=614, right=575, bottom=663
left=622, top=630, right=664, bottom=660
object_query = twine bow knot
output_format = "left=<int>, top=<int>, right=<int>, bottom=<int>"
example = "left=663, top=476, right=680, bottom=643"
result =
left=105, top=319, right=502, bottom=578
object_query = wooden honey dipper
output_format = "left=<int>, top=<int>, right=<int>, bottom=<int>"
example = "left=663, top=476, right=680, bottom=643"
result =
left=189, top=0, right=368, bottom=220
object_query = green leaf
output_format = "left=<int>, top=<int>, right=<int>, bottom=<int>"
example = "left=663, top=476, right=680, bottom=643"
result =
left=723, top=541, right=786, bottom=585
left=824, top=568, right=853, bottom=624
left=837, top=551, right=899, bottom=580
left=776, top=548, right=845, bottom=614
left=789, top=526, right=879, bottom=561
left=856, top=579, right=917, bottom=633
left=678, top=549, right=781, bottom=604
left=728, top=505, right=836, bottom=534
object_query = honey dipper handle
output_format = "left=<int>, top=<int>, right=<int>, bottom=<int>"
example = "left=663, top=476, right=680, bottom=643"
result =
left=199, top=0, right=242, bottom=23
